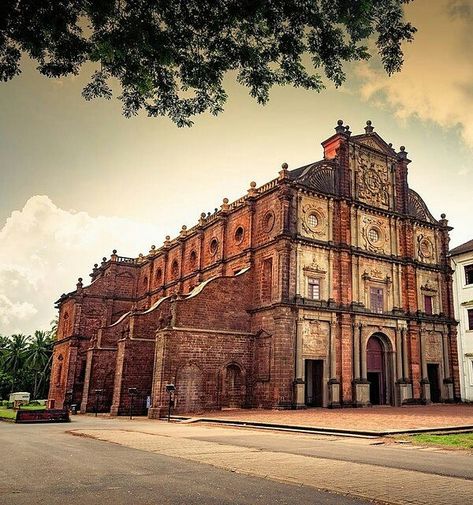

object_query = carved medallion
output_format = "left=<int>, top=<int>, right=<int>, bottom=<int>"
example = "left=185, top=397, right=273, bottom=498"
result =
left=301, top=204, right=326, bottom=238
left=418, top=235, right=434, bottom=260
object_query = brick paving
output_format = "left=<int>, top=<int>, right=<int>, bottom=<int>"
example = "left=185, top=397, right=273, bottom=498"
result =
left=189, top=404, right=473, bottom=431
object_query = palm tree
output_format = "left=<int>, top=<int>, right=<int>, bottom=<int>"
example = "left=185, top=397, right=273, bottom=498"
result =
left=25, top=331, right=54, bottom=399
left=3, top=334, right=29, bottom=392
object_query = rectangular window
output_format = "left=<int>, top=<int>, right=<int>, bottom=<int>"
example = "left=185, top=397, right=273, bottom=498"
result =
left=465, top=265, right=473, bottom=285
left=370, top=287, right=384, bottom=314
left=468, top=309, right=473, bottom=331
left=424, top=295, right=433, bottom=315
left=307, top=278, right=320, bottom=300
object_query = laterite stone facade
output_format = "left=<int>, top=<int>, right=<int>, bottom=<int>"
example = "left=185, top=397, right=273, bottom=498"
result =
left=49, top=121, right=459, bottom=416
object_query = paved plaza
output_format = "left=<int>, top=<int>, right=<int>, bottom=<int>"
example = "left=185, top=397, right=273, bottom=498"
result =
left=189, top=404, right=473, bottom=432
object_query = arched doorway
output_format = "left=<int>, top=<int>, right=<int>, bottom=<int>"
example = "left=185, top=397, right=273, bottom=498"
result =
left=366, top=335, right=387, bottom=405
left=222, top=363, right=245, bottom=408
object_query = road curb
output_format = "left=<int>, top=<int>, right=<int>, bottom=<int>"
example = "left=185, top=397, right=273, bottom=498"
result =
left=162, top=415, right=473, bottom=438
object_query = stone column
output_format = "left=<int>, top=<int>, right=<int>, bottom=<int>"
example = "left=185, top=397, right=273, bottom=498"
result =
left=328, top=320, right=340, bottom=407
left=419, top=330, right=431, bottom=403
left=294, top=316, right=305, bottom=408
left=402, top=328, right=410, bottom=381
left=353, top=324, right=370, bottom=406
left=442, top=332, right=454, bottom=401
left=395, top=328, right=403, bottom=381
left=353, top=323, right=361, bottom=380
left=360, top=328, right=367, bottom=381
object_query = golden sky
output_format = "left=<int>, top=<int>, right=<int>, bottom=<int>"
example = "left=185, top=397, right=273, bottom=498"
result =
left=1, top=0, right=472, bottom=334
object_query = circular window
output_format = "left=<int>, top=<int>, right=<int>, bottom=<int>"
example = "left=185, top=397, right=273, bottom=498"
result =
left=189, top=250, right=197, bottom=268
left=209, top=238, right=219, bottom=255
left=307, top=212, right=319, bottom=231
left=262, top=211, right=275, bottom=232
left=367, top=227, right=380, bottom=244
left=234, top=226, right=244, bottom=244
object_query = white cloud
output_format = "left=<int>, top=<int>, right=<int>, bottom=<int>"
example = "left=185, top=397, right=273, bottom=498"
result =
left=355, top=0, right=473, bottom=148
left=0, top=195, right=161, bottom=335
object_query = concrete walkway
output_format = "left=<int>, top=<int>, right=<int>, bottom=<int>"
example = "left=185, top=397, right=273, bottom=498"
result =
left=73, top=419, right=473, bottom=505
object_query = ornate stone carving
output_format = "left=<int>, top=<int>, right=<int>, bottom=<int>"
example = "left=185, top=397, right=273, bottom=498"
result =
left=417, top=234, right=434, bottom=262
left=420, top=279, right=437, bottom=293
left=361, top=215, right=389, bottom=253
left=303, top=257, right=327, bottom=274
left=301, top=203, right=326, bottom=238
left=302, top=320, right=328, bottom=356
left=355, top=148, right=390, bottom=209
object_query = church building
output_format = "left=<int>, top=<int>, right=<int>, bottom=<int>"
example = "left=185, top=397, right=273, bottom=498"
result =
left=48, top=121, right=459, bottom=416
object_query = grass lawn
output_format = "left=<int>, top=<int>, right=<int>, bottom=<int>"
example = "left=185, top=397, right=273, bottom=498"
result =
left=0, top=407, right=17, bottom=420
left=408, top=433, right=473, bottom=449
left=0, top=404, right=47, bottom=420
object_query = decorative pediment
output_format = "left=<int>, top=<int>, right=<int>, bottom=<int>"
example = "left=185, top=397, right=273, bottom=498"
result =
left=361, top=270, right=392, bottom=284
left=303, top=258, right=327, bottom=274
left=420, top=280, right=437, bottom=293
left=351, top=132, right=396, bottom=156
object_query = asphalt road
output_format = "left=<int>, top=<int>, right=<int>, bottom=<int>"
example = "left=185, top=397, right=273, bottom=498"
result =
left=0, top=419, right=369, bottom=505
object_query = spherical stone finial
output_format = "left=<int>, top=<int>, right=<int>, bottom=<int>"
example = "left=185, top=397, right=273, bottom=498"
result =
left=112, top=249, right=117, bottom=254
left=139, top=253, right=143, bottom=258
left=201, top=212, right=206, bottom=218
left=181, top=225, right=187, bottom=230
left=223, top=197, right=229, bottom=204
left=388, top=143, right=392, bottom=148
left=151, top=244, right=156, bottom=250
left=364, top=120, right=374, bottom=133
left=102, top=257, right=107, bottom=262
left=94, top=263, right=98, bottom=268
left=78, top=277, right=83, bottom=283
left=441, top=213, right=446, bottom=219
left=281, top=162, right=288, bottom=170
left=337, top=119, right=343, bottom=126
left=165, top=235, right=170, bottom=241
left=400, top=146, right=405, bottom=152
left=250, top=181, right=257, bottom=188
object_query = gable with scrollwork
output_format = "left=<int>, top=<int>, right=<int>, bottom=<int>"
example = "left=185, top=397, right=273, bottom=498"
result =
left=351, top=144, right=392, bottom=210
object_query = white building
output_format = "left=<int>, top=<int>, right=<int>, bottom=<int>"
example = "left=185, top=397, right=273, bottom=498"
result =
left=450, top=239, right=473, bottom=402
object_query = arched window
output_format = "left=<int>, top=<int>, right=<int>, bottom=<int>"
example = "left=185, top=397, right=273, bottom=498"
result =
left=189, top=250, right=197, bottom=269
left=234, top=226, right=244, bottom=244
left=171, top=260, right=179, bottom=278
left=156, top=268, right=163, bottom=284
left=209, top=238, right=219, bottom=256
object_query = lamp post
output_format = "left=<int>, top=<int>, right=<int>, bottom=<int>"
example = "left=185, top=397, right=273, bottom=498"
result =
left=65, top=389, right=73, bottom=410
left=128, top=388, right=138, bottom=420
left=165, top=384, right=175, bottom=422
left=94, top=389, right=103, bottom=417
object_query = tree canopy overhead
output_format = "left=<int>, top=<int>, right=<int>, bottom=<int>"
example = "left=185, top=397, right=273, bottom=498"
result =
left=0, top=0, right=416, bottom=126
